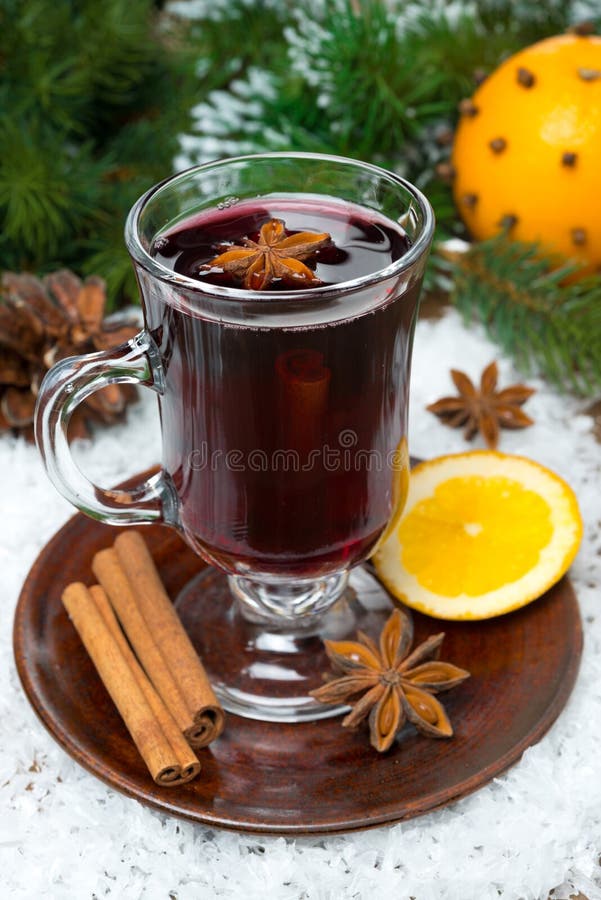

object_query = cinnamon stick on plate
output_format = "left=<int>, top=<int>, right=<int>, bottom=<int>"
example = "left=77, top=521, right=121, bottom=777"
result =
left=96, top=533, right=225, bottom=747
left=92, top=548, right=195, bottom=737
left=114, top=531, right=225, bottom=745
left=62, top=583, right=200, bottom=786
left=89, top=585, right=200, bottom=780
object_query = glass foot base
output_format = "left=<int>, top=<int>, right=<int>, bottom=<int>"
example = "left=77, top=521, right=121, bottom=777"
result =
left=174, top=566, right=395, bottom=723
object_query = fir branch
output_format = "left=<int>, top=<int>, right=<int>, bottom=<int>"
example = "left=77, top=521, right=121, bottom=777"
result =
left=475, top=0, right=595, bottom=44
left=0, top=0, right=199, bottom=306
left=179, top=0, right=294, bottom=92
left=285, top=0, right=451, bottom=161
left=0, top=118, right=103, bottom=265
left=449, top=237, right=601, bottom=396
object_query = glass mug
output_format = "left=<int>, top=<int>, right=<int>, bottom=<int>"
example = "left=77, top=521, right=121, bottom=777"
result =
left=36, top=153, right=434, bottom=721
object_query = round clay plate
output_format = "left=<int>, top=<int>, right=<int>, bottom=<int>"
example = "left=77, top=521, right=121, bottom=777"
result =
left=14, top=482, right=582, bottom=835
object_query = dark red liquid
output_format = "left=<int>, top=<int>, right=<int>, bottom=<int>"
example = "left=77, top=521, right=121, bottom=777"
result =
left=146, top=197, right=421, bottom=578
left=152, top=198, right=408, bottom=289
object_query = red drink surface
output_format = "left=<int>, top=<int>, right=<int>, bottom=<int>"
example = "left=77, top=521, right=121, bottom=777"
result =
left=152, top=197, right=408, bottom=289
left=147, top=197, right=420, bottom=577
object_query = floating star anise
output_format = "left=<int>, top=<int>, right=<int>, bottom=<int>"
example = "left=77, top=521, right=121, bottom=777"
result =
left=203, top=218, right=331, bottom=290
left=310, top=608, right=470, bottom=752
left=426, top=361, right=535, bottom=449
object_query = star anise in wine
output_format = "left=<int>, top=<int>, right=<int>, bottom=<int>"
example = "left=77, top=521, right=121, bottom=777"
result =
left=202, top=218, right=331, bottom=290
left=426, top=361, right=535, bottom=449
left=310, top=608, right=470, bottom=752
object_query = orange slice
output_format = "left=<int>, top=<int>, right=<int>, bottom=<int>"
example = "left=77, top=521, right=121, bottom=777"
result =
left=374, top=451, right=582, bottom=620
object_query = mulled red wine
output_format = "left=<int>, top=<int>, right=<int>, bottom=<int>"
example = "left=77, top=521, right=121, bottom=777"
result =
left=152, top=197, right=408, bottom=289
left=147, top=197, right=420, bottom=577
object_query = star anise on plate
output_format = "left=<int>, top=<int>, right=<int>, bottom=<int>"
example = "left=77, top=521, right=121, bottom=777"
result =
left=202, top=218, right=331, bottom=290
left=310, top=608, right=470, bottom=752
left=426, top=361, right=535, bottom=449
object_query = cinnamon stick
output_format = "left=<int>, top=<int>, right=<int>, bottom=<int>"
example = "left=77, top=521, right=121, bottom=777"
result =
left=113, top=531, right=225, bottom=747
left=276, top=349, right=331, bottom=454
left=92, top=548, right=196, bottom=740
left=89, top=585, right=200, bottom=780
left=62, top=583, right=199, bottom=786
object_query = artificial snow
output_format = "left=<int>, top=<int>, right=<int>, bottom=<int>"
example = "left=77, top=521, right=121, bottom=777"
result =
left=2, top=309, right=601, bottom=899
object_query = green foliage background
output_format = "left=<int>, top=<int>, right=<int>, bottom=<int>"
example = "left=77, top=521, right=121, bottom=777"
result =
left=2, top=0, right=601, bottom=393
left=0, top=0, right=197, bottom=299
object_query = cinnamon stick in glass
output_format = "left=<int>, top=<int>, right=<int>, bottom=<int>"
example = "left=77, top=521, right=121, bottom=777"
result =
left=275, top=348, right=331, bottom=455
left=109, top=533, right=225, bottom=746
left=62, top=582, right=200, bottom=786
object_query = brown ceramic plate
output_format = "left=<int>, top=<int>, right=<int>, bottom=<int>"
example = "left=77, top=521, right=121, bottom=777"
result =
left=14, top=475, right=582, bottom=835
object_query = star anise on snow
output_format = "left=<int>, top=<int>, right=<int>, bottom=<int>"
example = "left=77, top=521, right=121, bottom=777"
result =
left=202, top=218, right=331, bottom=290
left=426, top=361, right=535, bottom=449
left=310, top=608, right=470, bottom=752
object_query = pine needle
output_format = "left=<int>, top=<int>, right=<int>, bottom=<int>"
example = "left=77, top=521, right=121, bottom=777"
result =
left=0, top=0, right=198, bottom=306
left=449, top=237, right=601, bottom=396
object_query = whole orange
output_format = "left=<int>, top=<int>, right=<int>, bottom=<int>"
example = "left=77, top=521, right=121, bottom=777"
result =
left=452, top=34, right=601, bottom=275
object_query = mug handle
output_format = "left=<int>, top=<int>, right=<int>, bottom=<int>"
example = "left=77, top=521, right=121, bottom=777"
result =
left=35, top=330, right=177, bottom=526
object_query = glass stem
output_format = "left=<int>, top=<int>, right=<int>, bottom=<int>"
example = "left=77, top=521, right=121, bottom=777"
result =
left=228, top=571, right=349, bottom=627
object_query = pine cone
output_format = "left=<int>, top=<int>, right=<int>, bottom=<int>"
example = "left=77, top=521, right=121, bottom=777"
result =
left=0, top=270, right=139, bottom=441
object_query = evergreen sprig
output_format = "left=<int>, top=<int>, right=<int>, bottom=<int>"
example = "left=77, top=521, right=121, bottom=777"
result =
left=182, top=0, right=294, bottom=92
left=286, top=0, right=450, bottom=161
left=449, top=237, right=601, bottom=396
left=0, top=0, right=198, bottom=305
